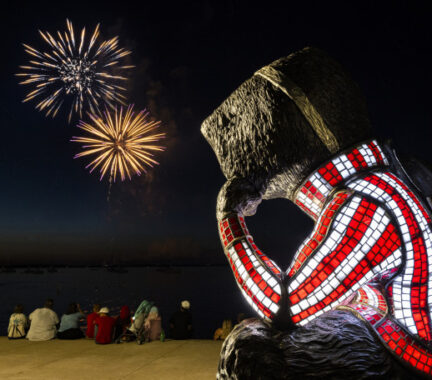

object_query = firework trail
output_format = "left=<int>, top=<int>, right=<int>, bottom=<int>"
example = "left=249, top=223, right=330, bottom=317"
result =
left=16, top=19, right=134, bottom=122
left=72, top=105, right=165, bottom=182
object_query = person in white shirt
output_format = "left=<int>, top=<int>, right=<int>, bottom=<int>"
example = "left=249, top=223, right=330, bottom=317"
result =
left=26, top=299, right=59, bottom=341
left=8, top=304, right=27, bottom=339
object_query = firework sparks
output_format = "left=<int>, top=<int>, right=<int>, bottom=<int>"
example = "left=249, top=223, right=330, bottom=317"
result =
left=16, top=19, right=134, bottom=122
left=72, top=105, right=165, bottom=182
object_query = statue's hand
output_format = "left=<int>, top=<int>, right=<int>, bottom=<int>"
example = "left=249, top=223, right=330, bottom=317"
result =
left=216, top=178, right=263, bottom=220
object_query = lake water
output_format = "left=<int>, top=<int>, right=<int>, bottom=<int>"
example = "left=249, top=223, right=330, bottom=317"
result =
left=0, top=266, right=249, bottom=338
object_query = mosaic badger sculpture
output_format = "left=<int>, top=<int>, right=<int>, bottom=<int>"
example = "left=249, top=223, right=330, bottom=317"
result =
left=201, top=47, right=432, bottom=379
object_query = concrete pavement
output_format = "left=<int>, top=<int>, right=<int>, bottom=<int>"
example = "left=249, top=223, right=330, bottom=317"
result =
left=0, top=338, right=222, bottom=380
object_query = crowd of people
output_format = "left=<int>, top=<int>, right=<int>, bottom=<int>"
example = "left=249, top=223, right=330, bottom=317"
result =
left=7, top=298, right=194, bottom=345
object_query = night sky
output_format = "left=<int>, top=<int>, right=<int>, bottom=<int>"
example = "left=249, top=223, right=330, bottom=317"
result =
left=1, top=1, right=431, bottom=266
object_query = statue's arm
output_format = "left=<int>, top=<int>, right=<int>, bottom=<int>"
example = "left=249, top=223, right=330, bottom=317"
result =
left=217, top=179, right=285, bottom=323
left=286, top=191, right=403, bottom=326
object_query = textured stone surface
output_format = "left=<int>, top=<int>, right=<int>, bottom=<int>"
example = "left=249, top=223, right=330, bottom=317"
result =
left=218, top=313, right=416, bottom=380
left=201, top=47, right=372, bottom=219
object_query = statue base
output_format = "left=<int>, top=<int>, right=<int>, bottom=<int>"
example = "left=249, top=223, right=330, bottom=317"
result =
left=218, top=310, right=417, bottom=379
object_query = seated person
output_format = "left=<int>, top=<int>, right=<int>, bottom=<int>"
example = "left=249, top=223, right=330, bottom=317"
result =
left=8, top=304, right=27, bottom=339
left=144, top=303, right=162, bottom=342
left=26, top=299, right=59, bottom=341
left=169, top=300, right=192, bottom=340
left=57, top=302, right=85, bottom=339
left=114, top=305, right=130, bottom=339
left=236, top=313, right=247, bottom=325
left=127, top=300, right=161, bottom=342
left=85, top=304, right=100, bottom=339
left=94, top=307, right=115, bottom=344
left=214, top=319, right=233, bottom=341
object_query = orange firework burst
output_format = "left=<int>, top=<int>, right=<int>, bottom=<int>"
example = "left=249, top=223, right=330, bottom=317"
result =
left=72, top=105, right=165, bottom=181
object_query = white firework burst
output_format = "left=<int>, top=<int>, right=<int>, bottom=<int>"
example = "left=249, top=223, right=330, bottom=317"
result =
left=16, top=19, right=134, bottom=122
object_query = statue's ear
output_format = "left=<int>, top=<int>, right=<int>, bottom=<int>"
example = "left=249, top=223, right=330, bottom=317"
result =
left=216, top=177, right=264, bottom=220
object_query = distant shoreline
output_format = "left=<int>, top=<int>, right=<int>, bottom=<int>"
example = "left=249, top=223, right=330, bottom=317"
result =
left=0, top=263, right=229, bottom=269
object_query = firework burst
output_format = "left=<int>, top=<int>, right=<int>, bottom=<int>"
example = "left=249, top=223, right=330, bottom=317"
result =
left=16, top=19, right=134, bottom=122
left=72, top=105, right=165, bottom=182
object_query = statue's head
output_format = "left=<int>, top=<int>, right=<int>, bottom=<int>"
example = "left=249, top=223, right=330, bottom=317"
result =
left=201, top=47, right=372, bottom=218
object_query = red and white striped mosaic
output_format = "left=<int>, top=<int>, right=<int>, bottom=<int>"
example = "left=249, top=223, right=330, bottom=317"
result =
left=217, top=139, right=432, bottom=376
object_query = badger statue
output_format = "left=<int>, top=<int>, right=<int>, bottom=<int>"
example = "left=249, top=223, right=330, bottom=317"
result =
left=202, top=47, right=432, bottom=379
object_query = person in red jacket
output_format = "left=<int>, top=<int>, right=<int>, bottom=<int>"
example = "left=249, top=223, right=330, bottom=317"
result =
left=114, top=305, right=131, bottom=340
left=94, top=307, right=115, bottom=344
left=85, top=304, right=100, bottom=339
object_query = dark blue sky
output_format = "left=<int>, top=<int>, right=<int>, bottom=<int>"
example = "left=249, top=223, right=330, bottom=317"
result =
left=1, top=1, right=431, bottom=265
